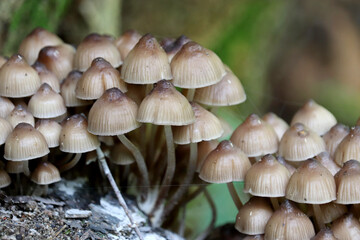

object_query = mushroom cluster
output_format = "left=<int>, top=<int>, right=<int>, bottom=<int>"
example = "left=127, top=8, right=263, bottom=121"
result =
left=197, top=100, right=360, bottom=239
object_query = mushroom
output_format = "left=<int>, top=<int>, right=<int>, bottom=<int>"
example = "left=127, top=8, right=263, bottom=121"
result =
left=6, top=104, right=35, bottom=128
left=32, top=62, right=60, bottom=93
left=262, top=112, right=289, bottom=140
left=60, top=71, right=91, bottom=107
left=30, top=161, right=61, bottom=196
left=115, top=30, right=142, bottom=60
left=0, top=97, right=14, bottom=118
left=334, top=126, right=360, bottom=166
left=322, top=123, right=349, bottom=158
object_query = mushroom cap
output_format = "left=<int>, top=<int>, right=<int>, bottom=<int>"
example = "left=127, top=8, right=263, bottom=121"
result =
left=311, top=228, right=339, bottom=240
left=334, top=160, right=360, bottom=204
left=0, top=117, right=12, bottom=145
left=279, top=123, right=325, bottom=161
left=334, top=126, right=360, bottom=166
left=0, top=54, right=41, bottom=98
left=230, top=114, right=279, bottom=157
left=285, top=159, right=336, bottom=204
left=74, top=33, right=122, bottom=72
left=291, top=99, right=337, bottom=135
left=137, top=80, right=195, bottom=126
left=0, top=169, right=11, bottom=188
left=28, top=83, right=67, bottom=118
left=115, top=30, right=142, bottom=60
left=110, top=143, right=135, bottom=165
left=30, top=161, right=61, bottom=185
left=18, top=27, right=63, bottom=65
left=35, top=119, right=62, bottom=148
left=76, top=57, right=127, bottom=100
left=262, top=112, right=289, bottom=140
left=4, top=123, right=49, bottom=161
left=32, top=62, right=60, bottom=93
left=121, top=33, right=172, bottom=84
left=196, top=140, right=218, bottom=173
left=199, top=140, right=251, bottom=183
left=194, top=69, right=246, bottom=106
left=0, top=96, right=14, bottom=118
left=322, top=123, right=349, bottom=158
left=59, top=114, right=100, bottom=153
left=162, top=35, right=191, bottom=61
left=319, top=202, right=347, bottom=224
left=315, top=152, right=340, bottom=176
left=264, top=200, right=315, bottom=240
left=331, top=214, right=360, bottom=240
left=173, top=102, right=223, bottom=144
left=235, top=197, right=273, bottom=235
left=60, top=71, right=91, bottom=107
left=6, top=104, right=35, bottom=128
left=244, top=154, right=291, bottom=197
left=171, top=41, right=225, bottom=88
left=88, top=88, right=140, bottom=136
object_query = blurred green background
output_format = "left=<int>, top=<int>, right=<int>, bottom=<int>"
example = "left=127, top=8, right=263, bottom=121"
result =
left=1, top=0, right=360, bottom=238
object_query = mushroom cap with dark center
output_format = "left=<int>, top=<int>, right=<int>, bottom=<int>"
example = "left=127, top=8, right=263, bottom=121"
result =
left=6, top=104, right=35, bottom=128
left=334, top=160, right=360, bottom=204
left=334, top=126, right=360, bottom=166
left=262, top=112, right=289, bottom=140
left=61, top=71, right=90, bottom=107
left=322, top=123, right=349, bottom=158
left=30, top=161, right=61, bottom=185
left=115, top=30, right=142, bottom=60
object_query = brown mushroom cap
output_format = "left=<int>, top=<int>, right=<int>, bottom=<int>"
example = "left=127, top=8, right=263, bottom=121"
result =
left=60, top=71, right=90, bottom=107
left=196, top=140, right=218, bottom=173
left=115, top=30, right=142, bottom=60
left=30, top=161, right=61, bottom=185
left=262, top=112, right=289, bottom=140
left=0, top=97, right=14, bottom=118
left=334, top=160, right=360, bottom=204
left=0, top=117, right=12, bottom=145
left=331, top=214, right=360, bottom=240
left=6, top=104, right=35, bottom=128
left=110, top=143, right=135, bottom=165
left=334, top=126, right=360, bottom=166
left=35, top=119, right=62, bottom=148
left=315, top=152, right=340, bottom=176
left=319, top=202, right=347, bottom=224
left=32, top=62, right=60, bottom=93
left=311, top=228, right=339, bottom=240
left=322, top=123, right=349, bottom=158
left=0, top=169, right=11, bottom=188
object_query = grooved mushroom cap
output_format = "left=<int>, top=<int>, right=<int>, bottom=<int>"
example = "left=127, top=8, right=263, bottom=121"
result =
left=162, top=35, right=191, bottom=61
left=279, top=123, right=325, bottom=161
left=137, top=80, right=195, bottom=126
left=334, top=126, right=360, bottom=166
left=4, top=123, right=49, bottom=161
left=334, top=160, right=360, bottom=204
left=277, top=156, right=296, bottom=175
left=0, top=54, right=41, bottom=98
left=323, top=124, right=349, bottom=158
left=110, top=143, right=135, bottom=165
left=171, top=41, right=226, bottom=88
left=291, top=100, right=337, bottom=135
left=32, top=62, right=60, bottom=93
left=196, top=140, right=218, bottom=173
left=59, top=114, right=100, bottom=153
left=315, top=152, right=340, bottom=176
left=0, top=56, right=7, bottom=68
left=262, top=112, right=289, bottom=140
left=88, top=88, right=140, bottom=136
left=60, top=71, right=90, bottom=107
left=0, top=97, right=14, bottom=118
left=264, top=200, right=315, bottom=240
left=194, top=69, right=246, bottom=106
left=28, top=83, right=67, bottom=118
left=18, top=27, right=63, bottom=65
left=235, top=197, right=273, bottom=235
left=74, top=33, right=122, bottom=71
left=173, top=102, right=223, bottom=144
left=0, top=169, right=11, bottom=188
left=35, top=119, right=62, bottom=148
left=37, top=44, right=75, bottom=80
left=0, top=117, right=12, bottom=145
left=76, top=57, right=127, bottom=100
left=230, top=114, right=279, bottom=157
left=285, top=159, right=336, bottom=204
left=115, top=30, right=142, bottom=60
left=243, top=235, right=264, bottom=240
left=244, top=154, right=291, bottom=197
left=199, top=140, right=251, bottom=183
left=121, top=33, right=172, bottom=84
left=311, top=228, right=338, bottom=240
left=331, top=214, right=360, bottom=240
left=30, top=161, right=61, bottom=185
left=319, top=202, right=347, bottom=224
left=6, top=105, right=35, bottom=128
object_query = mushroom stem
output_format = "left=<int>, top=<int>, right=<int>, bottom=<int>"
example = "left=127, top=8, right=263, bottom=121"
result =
left=195, top=189, right=216, bottom=240
left=59, top=153, right=82, bottom=172
left=42, top=185, right=48, bottom=196
left=57, top=153, right=74, bottom=165
left=117, top=134, right=150, bottom=198
left=186, top=88, right=195, bottom=101
left=96, top=147, right=144, bottom=240
left=312, top=204, right=325, bottom=230
left=23, top=161, right=30, bottom=177
left=178, top=205, right=186, bottom=237
left=227, top=182, right=242, bottom=210
left=270, top=197, right=279, bottom=210
left=161, top=142, right=198, bottom=223
left=17, top=173, right=23, bottom=195
left=150, top=125, right=176, bottom=224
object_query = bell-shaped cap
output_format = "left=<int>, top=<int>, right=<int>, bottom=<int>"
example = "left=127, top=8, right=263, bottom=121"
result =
left=291, top=100, right=337, bottom=135
left=173, top=102, right=223, bottom=144
left=0, top=97, right=14, bottom=118
left=59, top=114, right=100, bottom=153
left=323, top=123, right=349, bottom=158
left=311, top=228, right=339, bottom=240
left=332, top=214, right=360, bottom=240
left=32, top=62, right=60, bottom=93
left=110, top=143, right=135, bottom=165
left=334, top=160, right=360, bottom=204
left=115, top=30, right=142, bottom=60
left=162, top=35, right=191, bottom=61
left=196, top=140, right=218, bottom=173
left=4, top=123, right=49, bottom=161
left=137, top=80, right=195, bottom=126
left=30, top=161, right=61, bottom=185
left=334, top=126, right=360, bottom=166
left=60, top=71, right=90, bottom=107
left=194, top=69, right=246, bottom=106
left=6, top=104, right=35, bottom=128
left=279, top=123, right=325, bottom=161
left=230, top=114, right=279, bottom=157
left=0, top=54, right=41, bottom=98
left=171, top=41, right=225, bottom=88
left=315, top=152, right=340, bottom=176
left=18, top=27, right=63, bottom=65
left=319, top=203, right=347, bottom=224
left=262, top=112, right=289, bottom=140
left=235, top=197, right=273, bottom=235
left=244, top=154, right=290, bottom=197
left=0, top=169, right=11, bottom=188
left=88, top=88, right=140, bottom=136
left=121, top=34, right=172, bottom=84
left=74, top=33, right=122, bottom=71
left=199, top=140, right=251, bottom=183
left=264, top=200, right=315, bottom=240
left=76, top=57, right=127, bottom=100
left=35, top=119, right=62, bottom=148
left=28, top=83, right=67, bottom=118
left=0, top=117, right=12, bottom=145
left=286, top=159, right=336, bottom=204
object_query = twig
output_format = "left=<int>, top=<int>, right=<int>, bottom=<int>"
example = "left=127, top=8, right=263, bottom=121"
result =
left=51, top=225, right=66, bottom=239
